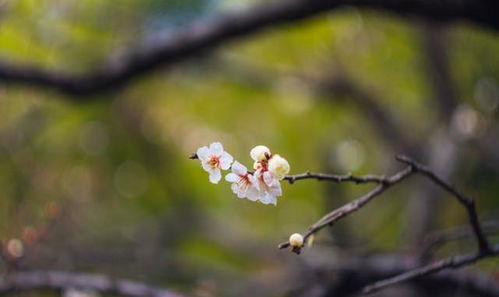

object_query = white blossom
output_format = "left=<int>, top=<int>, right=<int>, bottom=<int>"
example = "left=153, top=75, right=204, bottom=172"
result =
left=254, top=169, right=282, bottom=205
left=268, top=154, right=290, bottom=180
left=197, top=142, right=233, bottom=184
left=225, top=161, right=260, bottom=201
left=193, top=143, right=290, bottom=206
left=250, top=145, right=271, bottom=162
left=289, top=233, right=304, bottom=247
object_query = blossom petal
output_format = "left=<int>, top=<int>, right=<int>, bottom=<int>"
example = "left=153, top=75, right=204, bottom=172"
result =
left=231, top=161, right=247, bottom=176
left=246, top=186, right=260, bottom=201
left=225, top=173, right=238, bottom=183
left=263, top=171, right=276, bottom=186
left=196, top=146, right=210, bottom=160
left=269, top=196, right=277, bottom=206
left=209, top=142, right=223, bottom=156
left=209, top=169, right=222, bottom=184
left=201, top=161, right=212, bottom=172
left=236, top=188, right=246, bottom=198
left=259, top=193, right=273, bottom=204
left=269, top=181, right=282, bottom=197
left=220, top=152, right=233, bottom=170
left=261, top=188, right=278, bottom=205
left=248, top=174, right=259, bottom=190
left=231, top=183, right=244, bottom=198
left=273, top=183, right=282, bottom=197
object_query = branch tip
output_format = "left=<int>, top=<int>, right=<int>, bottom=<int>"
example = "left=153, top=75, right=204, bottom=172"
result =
left=278, top=242, right=290, bottom=249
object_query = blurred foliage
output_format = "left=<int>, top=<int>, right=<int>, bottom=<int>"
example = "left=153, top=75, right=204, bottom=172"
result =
left=0, top=0, right=498, bottom=295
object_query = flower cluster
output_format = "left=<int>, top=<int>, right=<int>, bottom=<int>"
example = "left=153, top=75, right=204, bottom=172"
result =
left=194, top=142, right=290, bottom=205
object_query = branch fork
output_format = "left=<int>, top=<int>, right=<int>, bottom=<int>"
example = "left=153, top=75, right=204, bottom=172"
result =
left=279, top=155, right=496, bottom=293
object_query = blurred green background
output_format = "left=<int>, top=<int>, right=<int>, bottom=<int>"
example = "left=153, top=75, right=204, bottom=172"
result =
left=0, top=0, right=498, bottom=296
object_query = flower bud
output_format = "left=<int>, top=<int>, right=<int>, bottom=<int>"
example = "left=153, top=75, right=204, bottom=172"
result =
left=268, top=154, right=290, bottom=180
left=289, top=233, right=304, bottom=247
left=250, top=145, right=271, bottom=162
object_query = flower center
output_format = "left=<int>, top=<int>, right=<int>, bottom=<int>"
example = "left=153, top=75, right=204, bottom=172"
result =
left=207, top=156, right=220, bottom=169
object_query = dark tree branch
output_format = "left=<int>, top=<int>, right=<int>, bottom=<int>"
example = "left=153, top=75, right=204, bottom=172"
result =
left=360, top=155, right=495, bottom=293
left=396, top=155, right=492, bottom=253
left=279, top=156, right=492, bottom=254
left=278, top=165, right=415, bottom=251
left=315, top=254, right=499, bottom=297
left=0, top=270, right=186, bottom=297
left=363, top=244, right=499, bottom=294
left=284, top=172, right=388, bottom=184
left=279, top=155, right=497, bottom=294
left=0, top=0, right=497, bottom=97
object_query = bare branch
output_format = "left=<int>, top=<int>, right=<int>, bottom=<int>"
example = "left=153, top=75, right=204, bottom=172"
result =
left=0, top=0, right=497, bottom=97
left=279, top=156, right=493, bottom=255
left=359, top=156, right=495, bottom=293
left=363, top=244, right=499, bottom=294
left=284, top=172, right=388, bottom=184
left=0, top=270, right=186, bottom=297
left=317, top=254, right=499, bottom=297
left=396, top=155, right=492, bottom=253
left=280, top=154, right=496, bottom=295
left=279, top=165, right=415, bottom=252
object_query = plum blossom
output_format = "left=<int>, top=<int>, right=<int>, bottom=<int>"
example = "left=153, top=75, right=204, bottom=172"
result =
left=268, top=154, right=290, bottom=180
left=254, top=167, right=282, bottom=205
left=192, top=143, right=290, bottom=206
left=250, top=145, right=271, bottom=162
left=288, top=233, right=305, bottom=254
left=289, top=233, right=304, bottom=247
left=225, top=161, right=260, bottom=201
left=197, top=142, right=233, bottom=184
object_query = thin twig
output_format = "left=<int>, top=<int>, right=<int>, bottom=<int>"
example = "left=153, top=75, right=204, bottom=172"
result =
left=279, top=155, right=497, bottom=295
left=316, top=254, right=499, bottom=297
left=278, top=165, right=415, bottom=252
left=0, top=270, right=186, bottom=297
left=395, top=155, right=492, bottom=253
left=284, top=172, right=388, bottom=184
left=360, top=155, right=495, bottom=293
left=363, top=244, right=499, bottom=294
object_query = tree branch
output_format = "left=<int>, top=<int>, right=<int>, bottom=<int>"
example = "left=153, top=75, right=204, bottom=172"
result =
left=360, top=155, right=495, bottom=293
left=363, top=244, right=499, bottom=294
left=396, top=155, right=492, bottom=253
left=0, top=270, right=186, bottom=297
left=279, top=156, right=492, bottom=254
left=0, top=0, right=497, bottom=97
left=278, top=165, right=415, bottom=252
left=284, top=172, right=388, bottom=184
left=280, top=155, right=496, bottom=294
left=312, top=253, right=499, bottom=297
